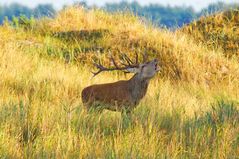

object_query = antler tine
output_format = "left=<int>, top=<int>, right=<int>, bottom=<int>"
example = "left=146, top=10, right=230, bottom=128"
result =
left=91, top=61, right=106, bottom=77
left=109, top=55, right=119, bottom=68
left=91, top=61, right=116, bottom=77
left=91, top=70, right=101, bottom=77
left=119, top=54, right=130, bottom=66
left=142, top=51, right=148, bottom=63
left=119, top=60, right=128, bottom=67
left=135, top=52, right=138, bottom=64
left=122, top=53, right=134, bottom=65
left=119, top=52, right=140, bottom=67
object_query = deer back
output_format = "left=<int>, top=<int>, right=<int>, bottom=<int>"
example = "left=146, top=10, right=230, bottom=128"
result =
left=82, top=80, right=134, bottom=108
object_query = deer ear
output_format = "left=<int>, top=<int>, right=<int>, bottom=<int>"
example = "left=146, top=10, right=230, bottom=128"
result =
left=126, top=67, right=140, bottom=73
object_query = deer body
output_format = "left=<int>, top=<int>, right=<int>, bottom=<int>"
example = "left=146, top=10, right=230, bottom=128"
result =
left=81, top=52, right=160, bottom=113
left=82, top=74, right=150, bottom=112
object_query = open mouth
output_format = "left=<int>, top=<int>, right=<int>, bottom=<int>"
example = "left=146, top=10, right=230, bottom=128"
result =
left=155, top=63, right=158, bottom=70
left=155, top=63, right=161, bottom=72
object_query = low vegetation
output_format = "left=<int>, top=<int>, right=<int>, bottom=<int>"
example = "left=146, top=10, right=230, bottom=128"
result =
left=0, top=7, right=238, bottom=158
left=181, top=9, right=239, bottom=58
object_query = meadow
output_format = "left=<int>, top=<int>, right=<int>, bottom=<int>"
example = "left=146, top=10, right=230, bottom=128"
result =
left=0, top=7, right=239, bottom=158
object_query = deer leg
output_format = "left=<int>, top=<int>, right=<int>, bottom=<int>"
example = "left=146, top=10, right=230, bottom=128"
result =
left=84, top=100, right=104, bottom=114
left=126, top=110, right=132, bottom=118
left=121, top=108, right=133, bottom=129
left=121, top=107, right=132, bottom=116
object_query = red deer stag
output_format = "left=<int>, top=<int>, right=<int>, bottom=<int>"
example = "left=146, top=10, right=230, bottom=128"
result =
left=81, top=52, right=160, bottom=114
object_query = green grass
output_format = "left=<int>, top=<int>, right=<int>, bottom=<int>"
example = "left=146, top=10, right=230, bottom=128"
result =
left=0, top=7, right=238, bottom=158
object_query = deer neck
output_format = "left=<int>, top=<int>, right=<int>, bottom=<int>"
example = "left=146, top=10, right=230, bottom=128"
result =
left=129, top=73, right=150, bottom=103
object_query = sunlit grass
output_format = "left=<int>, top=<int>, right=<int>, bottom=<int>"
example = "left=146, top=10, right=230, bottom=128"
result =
left=0, top=6, right=238, bottom=158
left=181, top=9, right=239, bottom=58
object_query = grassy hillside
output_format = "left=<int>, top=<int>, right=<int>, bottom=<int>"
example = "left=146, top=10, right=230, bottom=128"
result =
left=181, top=9, right=239, bottom=58
left=8, top=7, right=239, bottom=85
left=0, top=7, right=239, bottom=158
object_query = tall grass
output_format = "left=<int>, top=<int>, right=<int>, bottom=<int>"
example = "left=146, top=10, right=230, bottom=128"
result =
left=181, top=9, right=239, bottom=58
left=0, top=7, right=238, bottom=158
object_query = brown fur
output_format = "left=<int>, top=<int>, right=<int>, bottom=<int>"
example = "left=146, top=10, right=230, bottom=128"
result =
left=81, top=59, right=159, bottom=113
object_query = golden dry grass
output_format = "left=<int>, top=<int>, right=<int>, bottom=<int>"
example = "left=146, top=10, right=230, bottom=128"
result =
left=181, top=9, right=239, bottom=58
left=0, top=7, right=239, bottom=158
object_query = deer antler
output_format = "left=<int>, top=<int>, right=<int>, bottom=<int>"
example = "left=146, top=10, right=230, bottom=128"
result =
left=91, top=52, right=141, bottom=77
left=142, top=51, right=148, bottom=63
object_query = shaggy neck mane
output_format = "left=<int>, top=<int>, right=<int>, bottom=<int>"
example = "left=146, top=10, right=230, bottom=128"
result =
left=129, top=73, right=150, bottom=103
